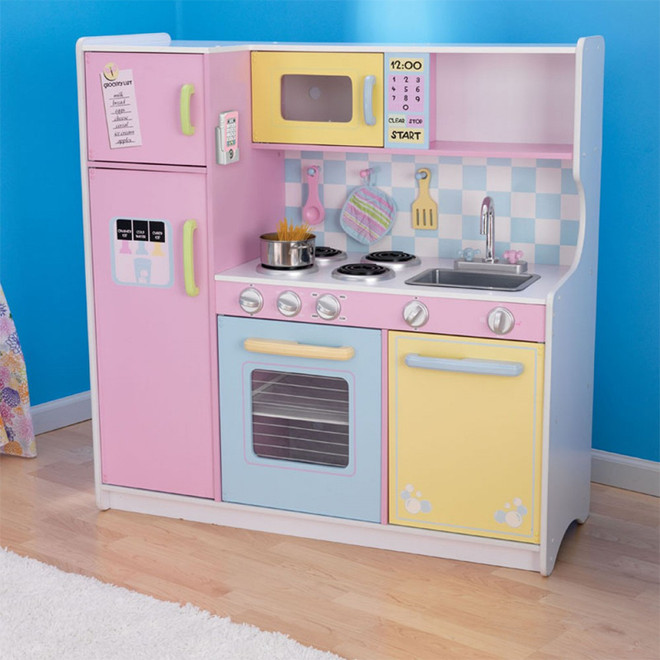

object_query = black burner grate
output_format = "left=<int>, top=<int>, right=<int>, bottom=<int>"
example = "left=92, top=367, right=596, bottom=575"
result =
left=315, top=246, right=343, bottom=258
left=365, top=250, right=417, bottom=263
left=335, top=263, right=390, bottom=277
left=260, top=263, right=315, bottom=271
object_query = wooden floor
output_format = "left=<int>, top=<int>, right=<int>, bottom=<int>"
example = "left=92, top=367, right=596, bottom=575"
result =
left=1, top=422, right=658, bottom=659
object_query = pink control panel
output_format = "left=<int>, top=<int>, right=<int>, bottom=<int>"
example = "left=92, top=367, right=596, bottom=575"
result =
left=215, top=281, right=546, bottom=343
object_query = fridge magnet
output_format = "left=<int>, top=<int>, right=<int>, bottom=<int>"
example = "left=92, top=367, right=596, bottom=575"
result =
left=101, top=64, right=143, bottom=149
left=110, top=217, right=173, bottom=288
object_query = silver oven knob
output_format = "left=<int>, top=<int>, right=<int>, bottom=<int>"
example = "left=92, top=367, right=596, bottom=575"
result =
left=239, top=287, right=263, bottom=315
left=403, top=300, right=429, bottom=328
left=277, top=291, right=301, bottom=317
left=487, top=306, right=515, bottom=335
left=316, top=294, right=341, bottom=320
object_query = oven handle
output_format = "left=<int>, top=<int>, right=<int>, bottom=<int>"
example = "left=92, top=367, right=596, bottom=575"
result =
left=244, top=338, right=355, bottom=361
left=404, top=354, right=524, bottom=377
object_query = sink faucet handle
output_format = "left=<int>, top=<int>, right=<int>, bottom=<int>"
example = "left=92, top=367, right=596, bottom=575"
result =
left=503, top=249, right=524, bottom=264
left=458, top=248, right=481, bottom=262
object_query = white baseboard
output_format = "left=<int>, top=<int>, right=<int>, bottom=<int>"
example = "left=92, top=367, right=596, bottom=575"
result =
left=591, top=449, right=660, bottom=497
left=32, top=393, right=658, bottom=497
left=31, top=391, right=92, bottom=436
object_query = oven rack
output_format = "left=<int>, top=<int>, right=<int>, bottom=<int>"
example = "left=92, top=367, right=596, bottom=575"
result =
left=251, top=372, right=349, bottom=426
left=250, top=370, right=351, bottom=467
left=252, top=418, right=350, bottom=467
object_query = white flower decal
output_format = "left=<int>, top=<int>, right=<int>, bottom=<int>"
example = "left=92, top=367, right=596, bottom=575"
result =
left=494, top=497, right=528, bottom=528
left=400, top=484, right=432, bottom=514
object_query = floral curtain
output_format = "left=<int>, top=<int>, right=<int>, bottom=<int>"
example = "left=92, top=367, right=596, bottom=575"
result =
left=0, top=284, right=36, bottom=457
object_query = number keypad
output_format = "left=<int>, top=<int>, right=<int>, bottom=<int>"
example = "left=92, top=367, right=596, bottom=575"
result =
left=389, top=74, right=425, bottom=113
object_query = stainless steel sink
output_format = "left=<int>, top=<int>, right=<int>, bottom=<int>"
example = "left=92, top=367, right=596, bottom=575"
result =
left=405, top=268, right=540, bottom=291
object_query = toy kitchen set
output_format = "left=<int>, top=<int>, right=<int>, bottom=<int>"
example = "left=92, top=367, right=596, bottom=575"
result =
left=76, top=33, right=604, bottom=575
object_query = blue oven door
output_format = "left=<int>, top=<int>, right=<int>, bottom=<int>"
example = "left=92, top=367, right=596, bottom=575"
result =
left=218, top=315, right=382, bottom=523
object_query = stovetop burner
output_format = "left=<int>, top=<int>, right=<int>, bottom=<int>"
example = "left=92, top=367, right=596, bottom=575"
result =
left=315, top=246, right=347, bottom=264
left=256, top=263, right=319, bottom=277
left=315, top=246, right=343, bottom=258
left=362, top=250, right=421, bottom=269
left=332, top=262, right=396, bottom=283
left=365, top=250, right=416, bottom=263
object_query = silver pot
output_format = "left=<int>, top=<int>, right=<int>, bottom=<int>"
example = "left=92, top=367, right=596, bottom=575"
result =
left=259, top=233, right=316, bottom=269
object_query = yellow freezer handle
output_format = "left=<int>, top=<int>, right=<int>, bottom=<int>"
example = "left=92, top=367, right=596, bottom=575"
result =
left=180, top=84, right=195, bottom=136
left=243, top=338, right=355, bottom=361
left=182, top=220, right=199, bottom=297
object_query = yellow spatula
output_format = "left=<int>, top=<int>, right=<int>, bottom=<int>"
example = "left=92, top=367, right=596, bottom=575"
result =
left=412, top=168, right=437, bottom=230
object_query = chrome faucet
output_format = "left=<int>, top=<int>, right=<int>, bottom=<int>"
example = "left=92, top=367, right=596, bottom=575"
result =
left=480, top=196, right=497, bottom=263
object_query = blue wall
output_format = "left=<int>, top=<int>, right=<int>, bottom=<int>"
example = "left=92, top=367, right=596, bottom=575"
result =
left=0, top=1, right=178, bottom=403
left=1, top=1, right=658, bottom=461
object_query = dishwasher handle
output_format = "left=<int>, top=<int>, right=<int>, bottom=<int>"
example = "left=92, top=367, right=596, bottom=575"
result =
left=244, top=338, right=355, bottom=361
left=404, top=354, right=524, bottom=377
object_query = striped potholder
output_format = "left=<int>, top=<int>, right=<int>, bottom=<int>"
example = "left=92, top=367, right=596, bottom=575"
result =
left=340, top=180, right=397, bottom=245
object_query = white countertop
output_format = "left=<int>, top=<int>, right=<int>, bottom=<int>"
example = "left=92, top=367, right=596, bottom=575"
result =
left=215, top=256, right=569, bottom=305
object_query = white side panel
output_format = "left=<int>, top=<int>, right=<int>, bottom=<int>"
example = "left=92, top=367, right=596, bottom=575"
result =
left=76, top=38, right=105, bottom=511
left=541, top=36, right=604, bottom=575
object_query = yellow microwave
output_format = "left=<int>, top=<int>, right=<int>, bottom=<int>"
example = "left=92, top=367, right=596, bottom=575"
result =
left=252, top=51, right=432, bottom=149
left=252, top=51, right=385, bottom=147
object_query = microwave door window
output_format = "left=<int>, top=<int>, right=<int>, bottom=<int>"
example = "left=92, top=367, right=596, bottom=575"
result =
left=280, top=74, right=353, bottom=123
left=251, top=369, right=350, bottom=468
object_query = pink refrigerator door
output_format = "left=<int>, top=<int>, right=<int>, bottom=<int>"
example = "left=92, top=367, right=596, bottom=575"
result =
left=89, top=167, right=215, bottom=497
left=85, top=52, right=206, bottom=166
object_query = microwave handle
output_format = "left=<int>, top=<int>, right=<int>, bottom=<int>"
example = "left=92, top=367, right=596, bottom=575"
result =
left=404, top=354, right=524, bottom=377
left=244, top=338, right=355, bottom=362
left=363, top=75, right=377, bottom=126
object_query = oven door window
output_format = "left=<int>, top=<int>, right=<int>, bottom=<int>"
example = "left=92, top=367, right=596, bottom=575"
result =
left=251, top=369, right=349, bottom=468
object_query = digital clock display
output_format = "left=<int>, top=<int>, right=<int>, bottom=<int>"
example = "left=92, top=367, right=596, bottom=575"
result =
left=389, top=58, right=425, bottom=72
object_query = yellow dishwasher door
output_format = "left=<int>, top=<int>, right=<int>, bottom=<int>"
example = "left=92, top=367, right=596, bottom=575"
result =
left=389, top=332, right=544, bottom=543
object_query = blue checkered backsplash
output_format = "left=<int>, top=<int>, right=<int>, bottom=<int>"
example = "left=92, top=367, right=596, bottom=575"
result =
left=285, top=151, right=580, bottom=266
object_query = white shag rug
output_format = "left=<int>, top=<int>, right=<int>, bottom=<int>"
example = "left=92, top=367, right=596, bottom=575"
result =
left=0, top=548, right=345, bottom=660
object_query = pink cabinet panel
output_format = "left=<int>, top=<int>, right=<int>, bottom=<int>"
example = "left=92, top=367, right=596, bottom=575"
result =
left=85, top=52, right=206, bottom=166
left=89, top=167, right=214, bottom=497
